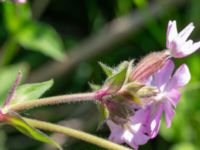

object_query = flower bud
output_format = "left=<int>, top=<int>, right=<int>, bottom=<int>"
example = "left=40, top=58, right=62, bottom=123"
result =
left=130, top=51, right=170, bottom=82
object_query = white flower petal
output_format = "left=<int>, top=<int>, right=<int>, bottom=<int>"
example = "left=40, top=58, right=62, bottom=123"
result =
left=178, top=23, right=194, bottom=41
left=166, top=21, right=178, bottom=48
left=187, top=41, right=200, bottom=55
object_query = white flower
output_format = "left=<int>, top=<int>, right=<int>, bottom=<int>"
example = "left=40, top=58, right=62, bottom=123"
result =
left=166, top=20, right=200, bottom=58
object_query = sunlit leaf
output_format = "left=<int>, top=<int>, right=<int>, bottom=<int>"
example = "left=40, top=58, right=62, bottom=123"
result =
left=99, top=62, right=113, bottom=77
left=0, top=63, right=28, bottom=106
left=11, top=79, right=54, bottom=104
left=6, top=112, right=62, bottom=150
left=104, top=62, right=128, bottom=93
left=116, top=61, right=129, bottom=71
left=16, top=22, right=64, bottom=60
left=89, top=83, right=101, bottom=91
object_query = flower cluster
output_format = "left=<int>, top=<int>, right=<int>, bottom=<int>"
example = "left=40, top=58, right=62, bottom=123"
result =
left=95, top=20, right=200, bottom=149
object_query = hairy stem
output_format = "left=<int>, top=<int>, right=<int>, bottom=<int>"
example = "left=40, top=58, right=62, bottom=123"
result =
left=24, top=117, right=131, bottom=150
left=9, top=92, right=96, bottom=112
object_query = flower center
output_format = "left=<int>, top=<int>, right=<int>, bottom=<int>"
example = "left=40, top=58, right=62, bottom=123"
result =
left=154, top=92, right=166, bottom=102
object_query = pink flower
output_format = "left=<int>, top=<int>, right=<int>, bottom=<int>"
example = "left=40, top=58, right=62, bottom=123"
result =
left=166, top=20, right=200, bottom=58
left=107, top=109, right=150, bottom=150
left=144, top=60, right=190, bottom=138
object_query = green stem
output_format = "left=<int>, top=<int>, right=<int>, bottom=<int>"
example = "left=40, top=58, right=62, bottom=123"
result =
left=9, top=92, right=97, bottom=112
left=24, top=117, right=131, bottom=150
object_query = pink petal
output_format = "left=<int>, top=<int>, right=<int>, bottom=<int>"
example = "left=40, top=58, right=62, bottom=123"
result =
left=124, top=122, right=150, bottom=149
left=166, top=64, right=191, bottom=90
left=167, top=89, right=181, bottom=107
left=164, top=101, right=175, bottom=128
left=122, top=129, right=134, bottom=143
left=130, top=107, right=150, bottom=123
left=133, top=131, right=149, bottom=145
left=152, top=60, right=174, bottom=90
left=146, top=103, right=163, bottom=138
left=107, top=120, right=123, bottom=143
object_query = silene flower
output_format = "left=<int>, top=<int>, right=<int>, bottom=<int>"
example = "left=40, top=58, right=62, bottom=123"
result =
left=101, top=59, right=190, bottom=149
left=96, top=20, right=195, bottom=150
left=166, top=20, right=200, bottom=58
left=142, top=59, right=191, bottom=138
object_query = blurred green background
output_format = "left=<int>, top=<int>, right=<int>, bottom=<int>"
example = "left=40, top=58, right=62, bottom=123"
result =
left=0, top=0, right=200, bottom=149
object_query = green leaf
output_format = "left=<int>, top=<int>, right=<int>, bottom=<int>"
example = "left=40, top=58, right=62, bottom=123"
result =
left=104, top=62, right=128, bottom=93
left=124, top=60, right=134, bottom=84
left=16, top=22, right=64, bottom=61
left=97, top=103, right=109, bottom=130
left=116, top=61, right=129, bottom=72
left=11, top=79, right=54, bottom=104
left=0, top=63, right=28, bottom=106
left=99, top=62, right=113, bottom=77
left=6, top=112, right=62, bottom=150
left=3, top=2, right=31, bottom=33
left=89, top=82, right=101, bottom=91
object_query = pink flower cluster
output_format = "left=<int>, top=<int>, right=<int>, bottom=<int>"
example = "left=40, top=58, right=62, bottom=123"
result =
left=102, top=20, right=200, bottom=149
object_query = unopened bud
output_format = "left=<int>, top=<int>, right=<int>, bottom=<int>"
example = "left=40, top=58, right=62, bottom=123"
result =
left=130, top=51, right=170, bottom=82
left=137, top=86, right=158, bottom=98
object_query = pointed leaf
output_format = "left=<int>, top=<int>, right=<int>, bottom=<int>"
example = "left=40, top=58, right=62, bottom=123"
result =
left=6, top=112, right=62, bottom=150
left=89, top=82, right=101, bottom=91
left=11, top=79, right=53, bottom=104
left=104, top=62, right=128, bottom=93
left=116, top=61, right=129, bottom=72
left=99, top=62, right=113, bottom=77
left=124, top=60, right=134, bottom=84
left=16, top=22, right=64, bottom=61
left=0, top=63, right=28, bottom=106
left=97, top=103, right=109, bottom=130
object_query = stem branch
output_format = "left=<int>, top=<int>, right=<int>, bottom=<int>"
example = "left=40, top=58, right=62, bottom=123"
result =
left=9, top=92, right=96, bottom=112
left=24, top=117, right=131, bottom=150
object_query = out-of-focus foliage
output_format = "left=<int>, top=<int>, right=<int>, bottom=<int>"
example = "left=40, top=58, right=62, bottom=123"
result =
left=3, top=3, right=64, bottom=61
left=0, top=0, right=200, bottom=149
